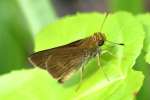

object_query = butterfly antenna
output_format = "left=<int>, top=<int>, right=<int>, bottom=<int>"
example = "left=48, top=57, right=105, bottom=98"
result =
left=106, top=40, right=125, bottom=46
left=99, top=12, right=109, bottom=32
left=99, top=13, right=124, bottom=46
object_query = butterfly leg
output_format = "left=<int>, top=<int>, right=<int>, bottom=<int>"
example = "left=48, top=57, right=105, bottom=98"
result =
left=80, top=65, right=85, bottom=83
left=101, top=50, right=117, bottom=59
left=97, top=50, right=110, bottom=81
left=97, top=51, right=101, bottom=67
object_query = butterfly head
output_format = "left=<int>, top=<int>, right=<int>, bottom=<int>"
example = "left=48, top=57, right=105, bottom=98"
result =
left=93, top=32, right=106, bottom=46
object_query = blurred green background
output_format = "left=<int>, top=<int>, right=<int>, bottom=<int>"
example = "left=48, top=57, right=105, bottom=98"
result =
left=0, top=0, right=149, bottom=100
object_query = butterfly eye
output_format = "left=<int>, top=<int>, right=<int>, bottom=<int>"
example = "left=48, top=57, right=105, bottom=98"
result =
left=98, top=40, right=104, bottom=46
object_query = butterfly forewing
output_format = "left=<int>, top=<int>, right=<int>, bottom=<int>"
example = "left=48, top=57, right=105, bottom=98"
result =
left=28, top=39, right=85, bottom=69
left=29, top=50, right=50, bottom=69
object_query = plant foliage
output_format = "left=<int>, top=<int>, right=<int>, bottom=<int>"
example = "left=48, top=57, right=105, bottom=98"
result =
left=0, top=12, right=146, bottom=100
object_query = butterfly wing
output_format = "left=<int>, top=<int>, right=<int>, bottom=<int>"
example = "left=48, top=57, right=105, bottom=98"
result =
left=28, top=50, right=50, bottom=69
left=28, top=39, right=85, bottom=69
left=28, top=38, right=97, bottom=83
left=45, top=48, right=89, bottom=83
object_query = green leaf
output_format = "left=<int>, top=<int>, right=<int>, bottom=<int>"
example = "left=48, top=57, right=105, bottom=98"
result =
left=0, top=68, right=143, bottom=100
left=0, top=0, right=33, bottom=73
left=137, top=14, right=150, bottom=64
left=133, top=52, right=150, bottom=100
left=35, top=12, right=145, bottom=99
left=0, top=0, right=57, bottom=74
left=18, top=0, right=57, bottom=34
left=145, top=53, right=150, bottom=63
left=0, top=12, right=145, bottom=99
left=135, top=14, right=150, bottom=100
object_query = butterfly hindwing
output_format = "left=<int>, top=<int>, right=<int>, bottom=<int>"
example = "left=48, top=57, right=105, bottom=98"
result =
left=45, top=48, right=88, bottom=83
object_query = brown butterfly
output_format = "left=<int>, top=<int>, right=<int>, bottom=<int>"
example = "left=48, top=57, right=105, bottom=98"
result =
left=28, top=13, right=124, bottom=83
